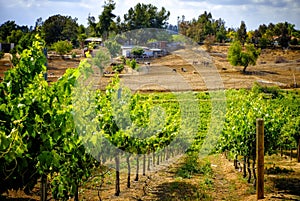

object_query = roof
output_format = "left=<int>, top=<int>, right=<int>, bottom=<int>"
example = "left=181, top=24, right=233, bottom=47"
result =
left=85, top=37, right=102, bottom=42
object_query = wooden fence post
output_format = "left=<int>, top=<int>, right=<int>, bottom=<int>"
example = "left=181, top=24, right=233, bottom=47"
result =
left=41, top=175, right=47, bottom=201
left=256, top=118, right=264, bottom=199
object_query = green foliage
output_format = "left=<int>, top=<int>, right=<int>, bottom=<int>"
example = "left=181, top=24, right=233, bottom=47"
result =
left=42, top=14, right=78, bottom=45
left=92, top=47, right=111, bottom=74
left=52, top=40, right=73, bottom=55
left=0, top=21, right=25, bottom=42
left=237, top=21, right=247, bottom=45
left=176, top=153, right=212, bottom=178
left=227, top=41, right=261, bottom=72
left=131, top=46, right=144, bottom=57
left=112, top=64, right=124, bottom=73
left=15, top=32, right=35, bottom=54
left=126, top=58, right=138, bottom=70
left=0, top=34, right=97, bottom=199
left=7, top=29, right=23, bottom=44
left=218, top=87, right=300, bottom=161
left=179, top=12, right=227, bottom=43
left=123, top=3, right=170, bottom=30
left=0, top=51, right=4, bottom=59
left=274, top=22, right=291, bottom=48
left=98, top=0, right=116, bottom=40
left=104, top=39, right=121, bottom=58
left=252, top=83, right=282, bottom=99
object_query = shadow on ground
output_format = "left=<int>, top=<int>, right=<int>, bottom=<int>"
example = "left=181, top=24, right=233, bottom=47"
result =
left=270, top=177, right=300, bottom=196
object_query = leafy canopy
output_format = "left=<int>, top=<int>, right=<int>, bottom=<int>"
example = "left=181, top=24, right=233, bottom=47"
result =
left=227, top=41, right=261, bottom=72
left=52, top=40, right=73, bottom=55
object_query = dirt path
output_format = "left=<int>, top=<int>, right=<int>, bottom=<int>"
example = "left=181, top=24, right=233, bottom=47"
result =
left=2, top=153, right=300, bottom=200
left=93, top=154, right=257, bottom=201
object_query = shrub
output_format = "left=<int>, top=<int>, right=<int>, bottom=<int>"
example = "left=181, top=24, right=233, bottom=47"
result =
left=175, top=153, right=212, bottom=178
left=71, top=52, right=76, bottom=59
left=52, top=40, right=73, bottom=55
left=126, top=59, right=138, bottom=70
left=112, top=64, right=124, bottom=73
left=131, top=46, right=144, bottom=57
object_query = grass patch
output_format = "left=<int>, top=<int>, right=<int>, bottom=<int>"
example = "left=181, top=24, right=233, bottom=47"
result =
left=175, top=153, right=212, bottom=179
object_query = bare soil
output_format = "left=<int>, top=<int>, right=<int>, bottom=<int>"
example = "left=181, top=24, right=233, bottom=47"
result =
left=1, top=153, right=299, bottom=200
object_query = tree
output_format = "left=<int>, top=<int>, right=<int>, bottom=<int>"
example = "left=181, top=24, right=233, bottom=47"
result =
left=87, top=14, right=98, bottom=36
left=98, top=0, right=116, bottom=40
left=92, top=47, right=111, bottom=75
left=42, top=14, right=79, bottom=45
left=104, top=40, right=121, bottom=57
left=34, top=17, right=44, bottom=30
left=204, top=35, right=215, bottom=52
left=131, top=46, right=144, bottom=57
left=7, top=29, right=23, bottom=44
left=227, top=41, right=261, bottom=73
left=0, top=21, right=18, bottom=42
left=78, top=25, right=87, bottom=49
left=274, top=22, right=291, bottom=48
left=178, top=12, right=227, bottom=43
left=15, top=32, right=35, bottom=54
left=122, top=3, right=170, bottom=31
left=237, top=21, right=247, bottom=45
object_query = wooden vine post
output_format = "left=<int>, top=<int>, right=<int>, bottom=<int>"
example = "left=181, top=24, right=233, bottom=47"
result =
left=256, top=118, right=264, bottom=200
left=41, top=175, right=47, bottom=201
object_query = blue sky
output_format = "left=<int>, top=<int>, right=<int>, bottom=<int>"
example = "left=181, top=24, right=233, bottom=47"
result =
left=0, top=0, right=299, bottom=30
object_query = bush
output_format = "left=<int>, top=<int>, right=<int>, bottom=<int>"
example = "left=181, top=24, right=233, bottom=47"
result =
left=112, top=64, right=124, bottom=73
left=52, top=40, right=73, bottom=55
left=71, top=52, right=76, bottom=59
left=175, top=153, right=212, bottom=178
left=126, top=59, right=138, bottom=70
left=252, top=82, right=282, bottom=99
left=131, top=46, right=144, bottom=57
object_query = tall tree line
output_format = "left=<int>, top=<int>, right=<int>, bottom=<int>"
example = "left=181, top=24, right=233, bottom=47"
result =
left=1, top=1, right=300, bottom=52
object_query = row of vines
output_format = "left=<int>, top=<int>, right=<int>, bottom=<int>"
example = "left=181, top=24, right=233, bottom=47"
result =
left=218, top=85, right=300, bottom=185
left=0, top=35, right=299, bottom=200
left=0, top=35, right=209, bottom=200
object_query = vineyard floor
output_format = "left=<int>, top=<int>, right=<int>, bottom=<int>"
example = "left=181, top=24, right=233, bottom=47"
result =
left=2, top=153, right=300, bottom=200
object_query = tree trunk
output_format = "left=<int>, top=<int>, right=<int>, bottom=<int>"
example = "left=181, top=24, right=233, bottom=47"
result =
left=297, top=138, right=300, bottom=163
left=243, top=156, right=247, bottom=178
left=166, top=148, right=169, bottom=160
left=252, top=157, right=256, bottom=188
left=135, top=156, right=139, bottom=181
left=247, top=158, right=252, bottom=183
left=143, top=154, right=146, bottom=176
left=115, top=153, right=120, bottom=196
left=41, top=175, right=47, bottom=201
left=234, top=155, right=238, bottom=169
left=153, top=152, right=155, bottom=167
left=126, top=155, right=131, bottom=188
left=242, top=65, right=248, bottom=73
left=157, top=153, right=160, bottom=165
left=147, top=155, right=151, bottom=171
left=74, top=183, right=79, bottom=201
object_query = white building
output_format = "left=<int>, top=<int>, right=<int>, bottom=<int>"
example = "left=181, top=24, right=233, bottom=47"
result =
left=121, top=46, right=162, bottom=58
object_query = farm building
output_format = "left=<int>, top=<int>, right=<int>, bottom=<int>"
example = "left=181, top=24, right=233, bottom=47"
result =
left=121, top=46, right=164, bottom=58
left=84, top=37, right=102, bottom=46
